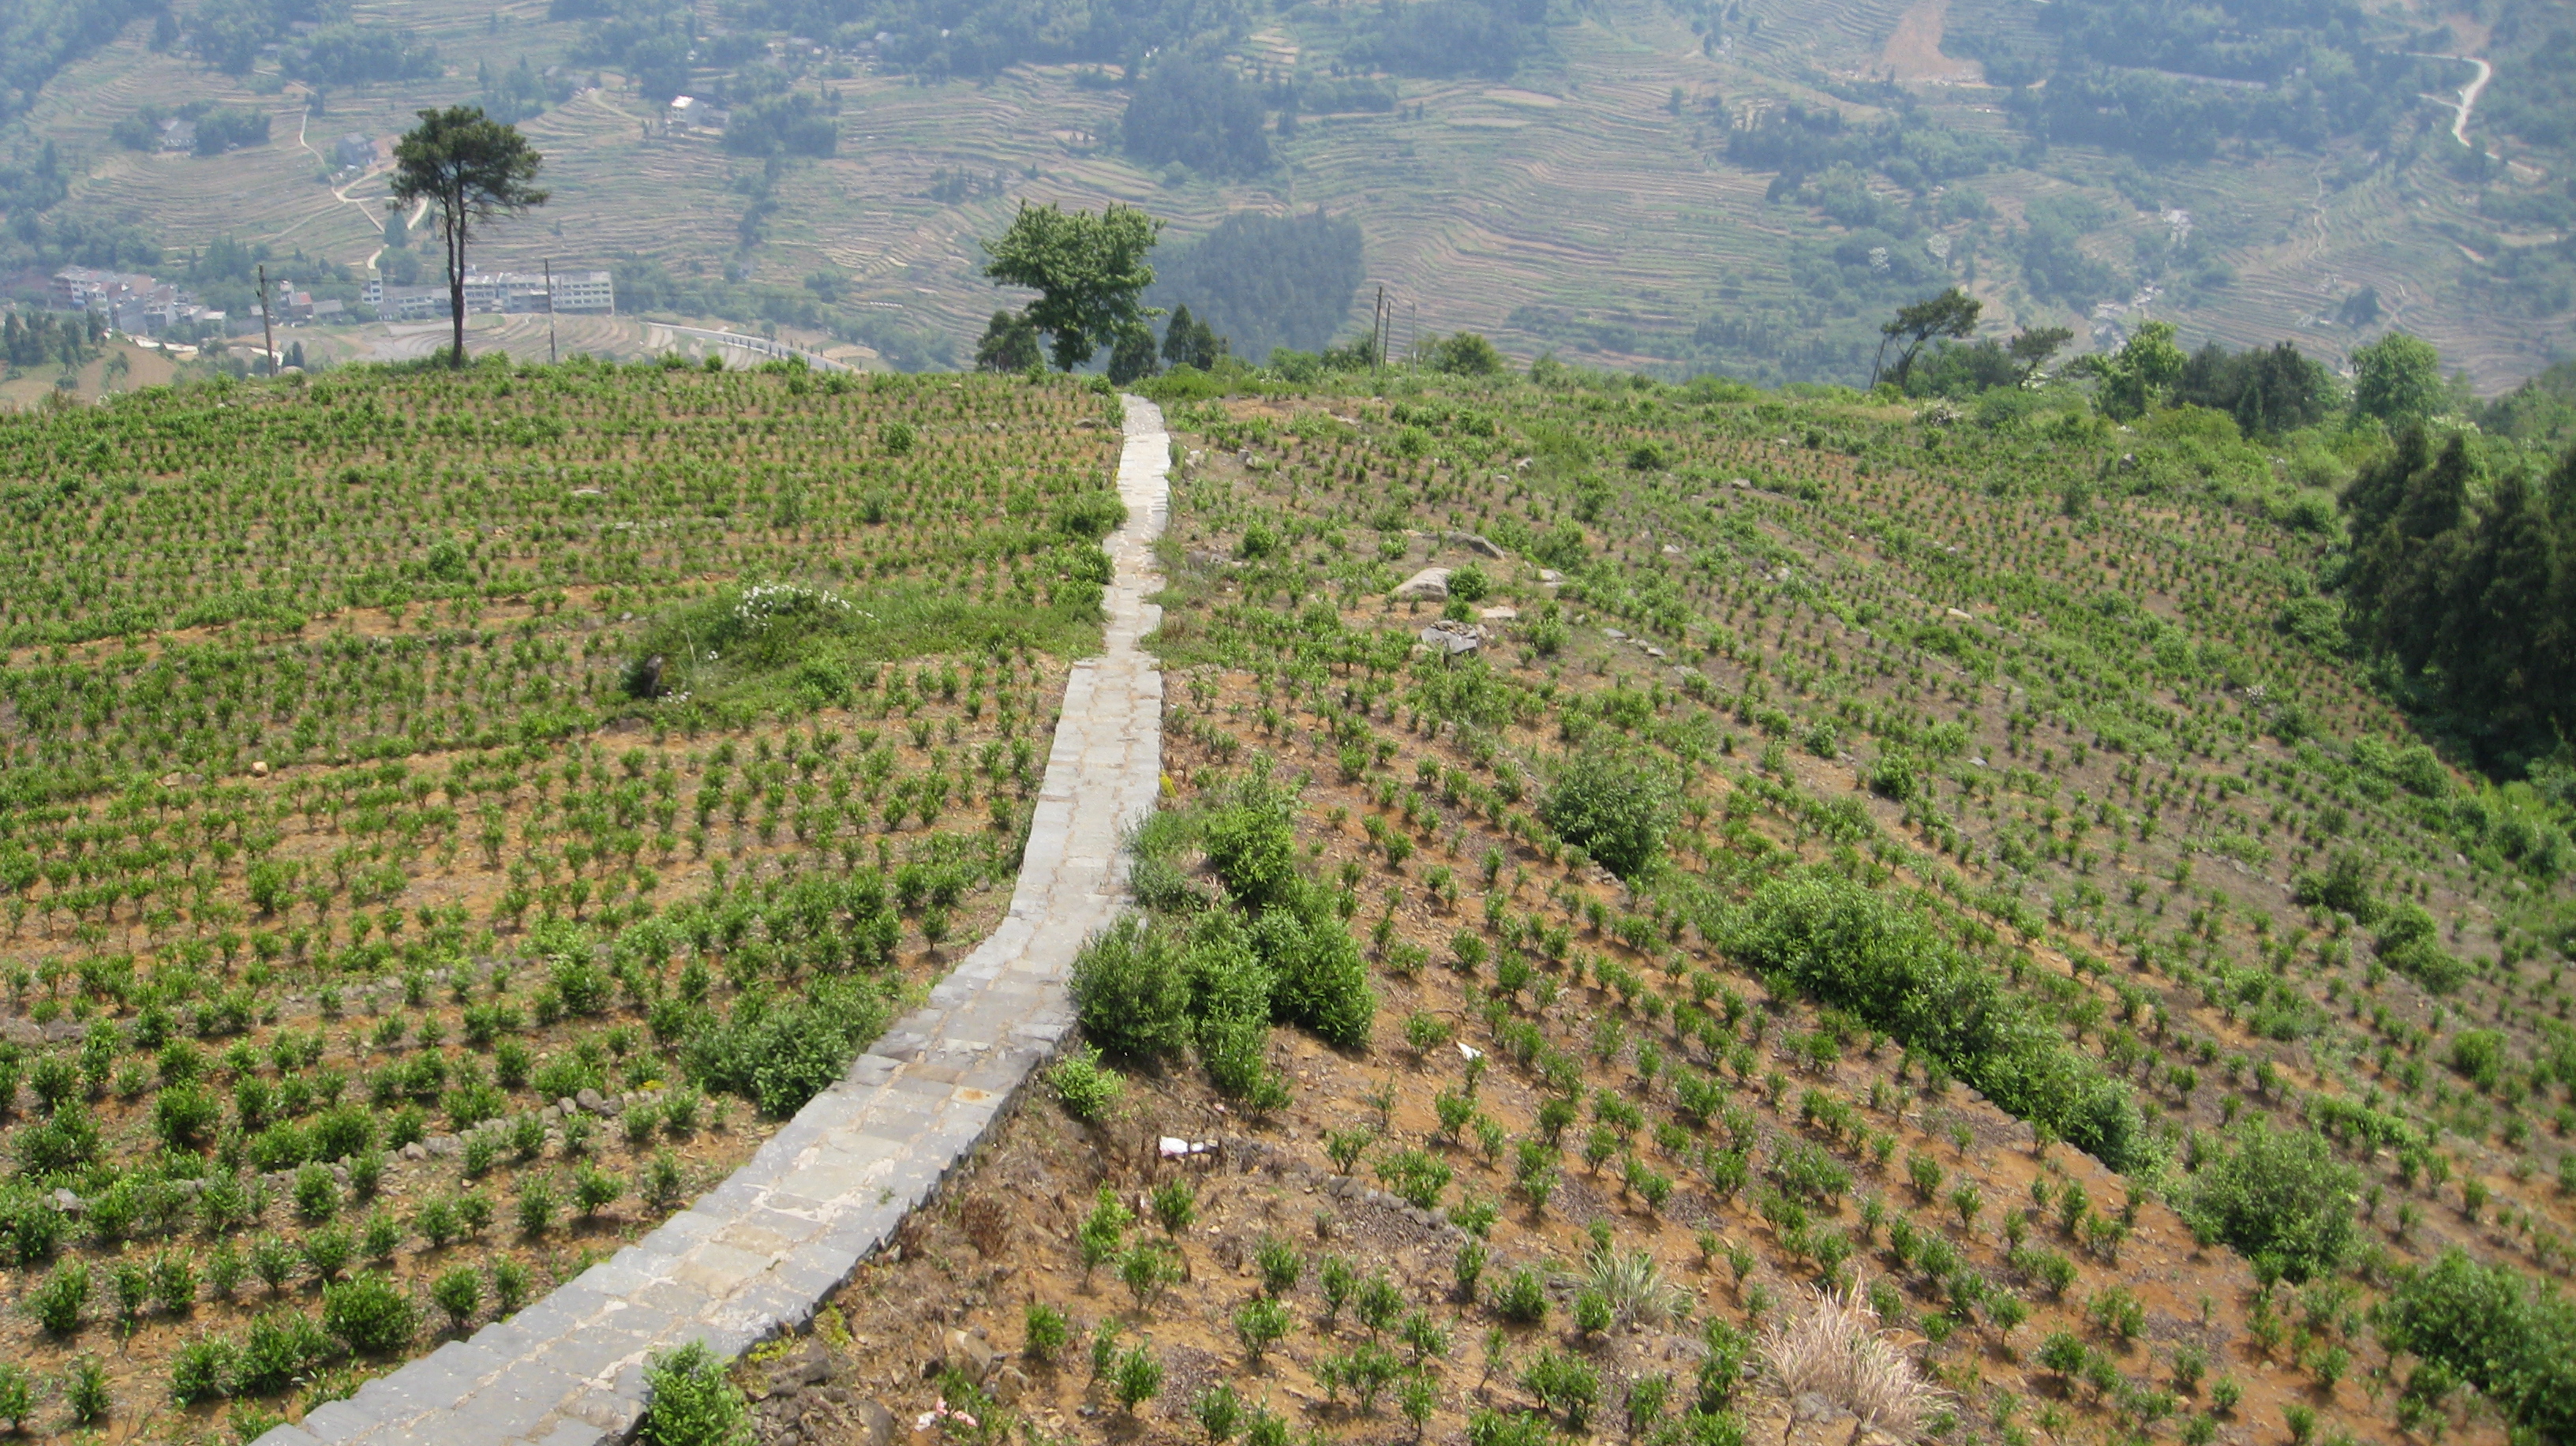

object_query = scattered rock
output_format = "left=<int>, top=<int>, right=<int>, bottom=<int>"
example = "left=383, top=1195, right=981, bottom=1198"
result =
left=1661, top=544, right=1685, bottom=558
left=575, top=1088, right=606, bottom=1114
left=51, top=1188, right=81, bottom=1216
left=1444, top=531, right=1507, bottom=559
left=850, top=1401, right=898, bottom=1446
left=1478, top=606, right=1518, bottom=623
left=1417, top=621, right=1481, bottom=655
left=987, top=1367, right=1029, bottom=1407
left=401, top=1141, right=429, bottom=1161
left=768, top=1339, right=835, bottom=1395
left=251, top=760, right=271, bottom=777
left=1604, top=627, right=1627, bottom=640
left=930, top=1328, right=998, bottom=1384
left=1391, top=567, right=1452, bottom=600
left=1537, top=568, right=1563, bottom=585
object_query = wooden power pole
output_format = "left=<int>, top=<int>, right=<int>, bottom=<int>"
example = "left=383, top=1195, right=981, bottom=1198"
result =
left=256, top=264, right=275, bottom=376
left=544, top=257, right=558, bottom=365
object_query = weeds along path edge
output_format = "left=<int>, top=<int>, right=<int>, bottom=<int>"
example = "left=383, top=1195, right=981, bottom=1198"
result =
left=252, top=396, right=1172, bottom=1446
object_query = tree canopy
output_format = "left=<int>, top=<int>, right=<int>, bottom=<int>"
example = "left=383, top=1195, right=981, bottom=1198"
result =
left=981, top=201, right=1163, bottom=373
left=1874, top=287, right=1981, bottom=390
left=388, top=106, right=549, bottom=369
left=2337, top=427, right=2576, bottom=770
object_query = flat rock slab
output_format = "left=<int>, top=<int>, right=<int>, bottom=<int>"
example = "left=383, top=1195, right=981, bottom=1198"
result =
left=256, top=398, right=1173, bottom=1446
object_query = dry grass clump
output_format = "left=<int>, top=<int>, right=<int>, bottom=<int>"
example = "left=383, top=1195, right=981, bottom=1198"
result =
left=1582, top=1245, right=1693, bottom=1330
left=1761, top=1278, right=1947, bottom=1439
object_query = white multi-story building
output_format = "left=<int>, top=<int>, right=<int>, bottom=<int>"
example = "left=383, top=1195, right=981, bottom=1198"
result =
left=364, top=267, right=615, bottom=318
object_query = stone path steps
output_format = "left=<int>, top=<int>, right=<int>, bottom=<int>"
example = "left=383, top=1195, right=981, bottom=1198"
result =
left=257, top=396, right=1171, bottom=1446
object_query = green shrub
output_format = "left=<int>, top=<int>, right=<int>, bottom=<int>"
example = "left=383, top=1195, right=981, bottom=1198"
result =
left=0, top=1362, right=30, bottom=1429
left=238, top=1308, right=334, bottom=1395
left=1378, top=1148, right=1455, bottom=1210
left=1495, top=1266, right=1549, bottom=1323
left=1723, top=871, right=2145, bottom=1171
left=28, top=1260, right=86, bottom=1335
left=154, top=1083, right=222, bottom=1151
left=2181, top=1123, right=2358, bottom=1282
left=1053, top=489, right=1127, bottom=542
left=679, top=977, right=891, bottom=1116
left=640, top=1340, right=754, bottom=1446
left=1541, top=749, right=1676, bottom=880
left=1201, top=767, right=1304, bottom=911
left=2379, top=1248, right=2576, bottom=1444
left=65, top=1358, right=107, bottom=1424
left=321, top=1271, right=417, bottom=1355
left=1070, top=917, right=1193, bottom=1061
left=172, top=1335, right=238, bottom=1405
left=1253, top=905, right=1376, bottom=1049
left=1025, top=1302, right=1073, bottom=1362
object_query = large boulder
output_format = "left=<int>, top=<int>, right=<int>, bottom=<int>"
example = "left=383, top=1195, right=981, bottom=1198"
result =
left=1392, top=568, right=1452, bottom=600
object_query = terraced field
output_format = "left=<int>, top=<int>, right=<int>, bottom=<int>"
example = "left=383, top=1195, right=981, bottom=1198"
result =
left=708, top=366, right=2576, bottom=1446
left=0, top=361, right=1129, bottom=1437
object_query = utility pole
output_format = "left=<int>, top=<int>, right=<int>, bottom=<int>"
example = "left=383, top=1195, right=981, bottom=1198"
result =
left=256, top=264, right=275, bottom=377
left=544, top=257, right=558, bottom=365
left=1371, top=284, right=1387, bottom=373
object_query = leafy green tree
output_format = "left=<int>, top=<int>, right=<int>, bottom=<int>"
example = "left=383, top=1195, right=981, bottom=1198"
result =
left=1123, top=58, right=1271, bottom=178
left=1108, top=324, right=1160, bottom=384
left=1541, top=748, right=1675, bottom=879
left=2182, top=1123, right=2358, bottom=1282
left=1874, top=287, right=1981, bottom=390
left=973, top=310, right=1043, bottom=372
left=2352, top=332, right=2447, bottom=425
left=1428, top=332, right=1505, bottom=376
left=388, top=106, right=549, bottom=369
left=2078, top=320, right=2186, bottom=419
left=981, top=201, right=1163, bottom=372
left=2379, top=1249, right=2576, bottom=1444
left=1162, top=305, right=1224, bottom=370
left=2337, top=429, right=2576, bottom=764
left=2008, top=324, right=2075, bottom=384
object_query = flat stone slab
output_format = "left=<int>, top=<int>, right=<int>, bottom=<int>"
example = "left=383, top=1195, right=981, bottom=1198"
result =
left=255, top=397, right=1173, bottom=1446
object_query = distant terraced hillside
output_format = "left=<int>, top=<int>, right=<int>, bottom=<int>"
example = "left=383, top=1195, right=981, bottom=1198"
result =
left=5, top=0, right=2568, bottom=389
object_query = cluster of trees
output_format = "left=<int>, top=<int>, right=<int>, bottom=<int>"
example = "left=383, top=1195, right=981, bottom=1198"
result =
left=2336, top=426, right=2576, bottom=770
left=560, top=0, right=701, bottom=103
left=110, top=103, right=274, bottom=159
left=722, top=92, right=840, bottom=158
left=1731, top=103, right=2016, bottom=194
left=1121, top=58, right=1271, bottom=178
left=1348, top=0, right=1544, bottom=79
left=186, top=0, right=335, bottom=76
left=976, top=202, right=1375, bottom=380
left=0, top=0, right=159, bottom=125
left=734, top=0, right=1249, bottom=80
left=1144, top=209, right=1365, bottom=363
left=0, top=309, right=103, bottom=371
left=477, top=58, right=579, bottom=125
left=282, top=23, right=442, bottom=86
left=1945, top=0, right=2440, bottom=159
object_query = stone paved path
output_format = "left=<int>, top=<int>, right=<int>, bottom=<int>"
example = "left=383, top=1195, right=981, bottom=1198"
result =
left=257, top=397, right=1171, bottom=1446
